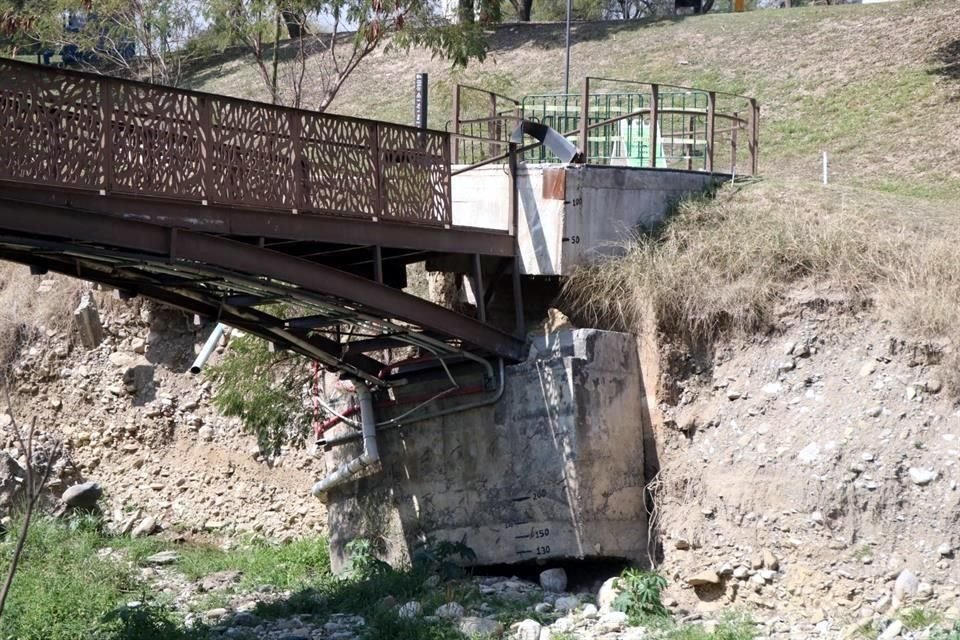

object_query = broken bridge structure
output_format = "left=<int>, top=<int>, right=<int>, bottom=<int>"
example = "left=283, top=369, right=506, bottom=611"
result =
left=0, top=59, right=759, bottom=570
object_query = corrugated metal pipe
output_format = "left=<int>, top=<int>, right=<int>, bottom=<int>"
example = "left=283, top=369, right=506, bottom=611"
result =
left=190, top=323, right=227, bottom=374
left=311, top=383, right=379, bottom=502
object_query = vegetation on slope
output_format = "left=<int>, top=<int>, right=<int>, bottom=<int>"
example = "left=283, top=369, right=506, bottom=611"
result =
left=192, top=0, right=960, bottom=199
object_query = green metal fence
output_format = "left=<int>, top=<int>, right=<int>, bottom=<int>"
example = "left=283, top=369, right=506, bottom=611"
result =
left=519, top=91, right=710, bottom=168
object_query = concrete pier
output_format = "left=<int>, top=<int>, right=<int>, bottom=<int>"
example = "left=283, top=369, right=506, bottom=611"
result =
left=324, top=329, right=649, bottom=572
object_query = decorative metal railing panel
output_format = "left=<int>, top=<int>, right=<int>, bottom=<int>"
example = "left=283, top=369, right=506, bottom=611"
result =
left=0, top=59, right=452, bottom=227
left=0, top=62, right=105, bottom=188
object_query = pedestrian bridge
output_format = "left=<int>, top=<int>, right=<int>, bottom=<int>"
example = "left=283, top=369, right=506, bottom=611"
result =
left=0, top=59, right=525, bottom=386
left=0, top=59, right=758, bottom=387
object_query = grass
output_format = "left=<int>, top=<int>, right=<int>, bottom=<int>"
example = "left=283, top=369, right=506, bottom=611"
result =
left=664, top=613, right=757, bottom=640
left=901, top=607, right=943, bottom=631
left=0, top=516, right=185, bottom=640
left=563, top=179, right=960, bottom=390
left=186, top=0, right=960, bottom=199
left=0, top=517, right=468, bottom=640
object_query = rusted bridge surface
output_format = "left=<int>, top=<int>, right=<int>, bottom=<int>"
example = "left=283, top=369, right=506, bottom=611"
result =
left=0, top=59, right=524, bottom=384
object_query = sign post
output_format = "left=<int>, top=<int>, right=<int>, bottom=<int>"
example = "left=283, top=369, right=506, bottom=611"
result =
left=414, top=73, right=429, bottom=129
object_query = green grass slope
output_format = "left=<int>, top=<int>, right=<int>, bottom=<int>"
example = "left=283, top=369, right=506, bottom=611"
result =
left=189, top=0, right=960, bottom=198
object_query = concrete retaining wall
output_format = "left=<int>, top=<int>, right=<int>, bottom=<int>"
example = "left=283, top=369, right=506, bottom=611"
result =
left=451, top=164, right=727, bottom=276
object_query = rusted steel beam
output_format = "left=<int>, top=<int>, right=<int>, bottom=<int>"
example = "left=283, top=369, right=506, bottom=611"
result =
left=0, top=198, right=525, bottom=362
left=0, top=186, right=514, bottom=257
left=0, top=249, right=385, bottom=383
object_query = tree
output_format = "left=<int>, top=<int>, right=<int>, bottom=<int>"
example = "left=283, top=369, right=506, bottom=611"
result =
left=0, top=391, right=62, bottom=619
left=205, top=0, right=489, bottom=110
left=0, top=0, right=207, bottom=85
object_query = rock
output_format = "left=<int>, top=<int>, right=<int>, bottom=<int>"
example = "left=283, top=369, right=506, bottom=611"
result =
left=908, top=468, right=936, bottom=486
left=131, top=516, right=157, bottom=538
left=458, top=617, right=502, bottom=638
left=762, top=549, right=779, bottom=571
left=917, top=582, right=933, bottom=599
left=879, top=619, right=903, bottom=640
left=515, top=619, right=542, bottom=640
left=687, top=571, right=721, bottom=586
left=798, top=442, right=821, bottom=464
left=231, top=612, right=260, bottom=627
left=893, top=569, right=918, bottom=606
left=61, top=481, right=102, bottom=509
left=810, top=510, right=825, bottom=524
left=733, top=566, right=749, bottom=579
left=198, top=426, right=214, bottom=442
left=778, top=360, right=795, bottom=372
left=925, top=378, right=943, bottom=394
left=203, top=608, right=229, bottom=621
left=554, top=595, right=579, bottom=612
left=145, top=551, right=179, bottom=565
left=598, top=610, right=628, bottom=628
left=597, top=577, right=620, bottom=611
left=938, top=543, right=953, bottom=558
left=199, top=570, right=242, bottom=592
left=435, top=602, right=465, bottom=619
left=758, top=569, right=776, bottom=582
left=131, top=337, right=147, bottom=354
left=539, top=568, right=567, bottom=593
left=74, top=293, right=105, bottom=349
left=859, top=360, right=877, bottom=377
left=398, top=601, right=422, bottom=618
left=581, top=603, right=598, bottom=618
left=865, top=406, right=883, bottom=418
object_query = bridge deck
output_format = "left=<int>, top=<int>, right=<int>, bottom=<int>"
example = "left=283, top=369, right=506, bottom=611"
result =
left=0, top=60, right=524, bottom=383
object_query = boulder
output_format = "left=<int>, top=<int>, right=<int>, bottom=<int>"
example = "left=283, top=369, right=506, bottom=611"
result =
left=61, top=481, right=102, bottom=510
left=539, top=568, right=568, bottom=593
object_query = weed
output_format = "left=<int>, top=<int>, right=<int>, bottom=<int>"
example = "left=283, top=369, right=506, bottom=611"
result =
left=613, top=568, right=669, bottom=624
left=92, top=601, right=210, bottom=640
left=412, top=537, right=478, bottom=580
left=852, top=545, right=874, bottom=562
left=666, top=613, right=757, bottom=640
left=901, top=607, right=942, bottom=630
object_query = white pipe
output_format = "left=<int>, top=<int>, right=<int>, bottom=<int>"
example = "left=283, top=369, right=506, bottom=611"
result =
left=822, top=151, right=829, bottom=185
left=311, top=383, right=379, bottom=501
left=190, top=323, right=227, bottom=374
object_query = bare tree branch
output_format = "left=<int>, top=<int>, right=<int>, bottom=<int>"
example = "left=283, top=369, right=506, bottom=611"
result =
left=0, top=389, right=62, bottom=618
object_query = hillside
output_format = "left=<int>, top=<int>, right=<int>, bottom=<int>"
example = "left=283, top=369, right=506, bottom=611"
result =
left=189, top=0, right=960, bottom=199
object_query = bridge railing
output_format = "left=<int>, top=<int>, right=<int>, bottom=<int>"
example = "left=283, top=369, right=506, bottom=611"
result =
left=449, top=77, right=759, bottom=177
left=0, top=59, right=452, bottom=227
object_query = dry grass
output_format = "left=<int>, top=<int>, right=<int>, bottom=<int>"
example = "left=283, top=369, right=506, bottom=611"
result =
left=564, top=179, right=960, bottom=351
left=0, top=265, right=83, bottom=370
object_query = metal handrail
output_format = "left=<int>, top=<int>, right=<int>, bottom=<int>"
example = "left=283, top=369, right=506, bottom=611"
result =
left=0, top=58, right=453, bottom=227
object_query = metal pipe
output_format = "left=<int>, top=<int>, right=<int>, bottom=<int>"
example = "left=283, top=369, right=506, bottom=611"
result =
left=311, top=383, right=379, bottom=501
left=190, top=323, right=227, bottom=374
left=322, top=359, right=506, bottom=448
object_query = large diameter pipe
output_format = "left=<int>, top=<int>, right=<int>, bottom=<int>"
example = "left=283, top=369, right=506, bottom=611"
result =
left=190, top=323, right=227, bottom=374
left=311, top=383, right=379, bottom=501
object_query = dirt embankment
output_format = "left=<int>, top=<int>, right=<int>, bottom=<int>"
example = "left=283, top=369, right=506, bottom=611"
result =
left=0, top=265, right=327, bottom=542
left=641, top=286, right=960, bottom=635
